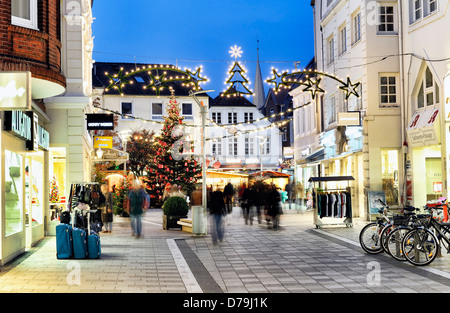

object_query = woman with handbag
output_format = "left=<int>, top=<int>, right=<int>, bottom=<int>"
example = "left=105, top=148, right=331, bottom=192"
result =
left=101, top=184, right=114, bottom=233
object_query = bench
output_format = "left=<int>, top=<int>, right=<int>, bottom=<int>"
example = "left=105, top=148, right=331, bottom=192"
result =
left=177, top=218, right=193, bottom=233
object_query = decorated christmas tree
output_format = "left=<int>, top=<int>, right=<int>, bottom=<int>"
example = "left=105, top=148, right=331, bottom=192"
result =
left=223, top=45, right=253, bottom=97
left=144, top=90, right=202, bottom=204
left=49, top=175, right=60, bottom=203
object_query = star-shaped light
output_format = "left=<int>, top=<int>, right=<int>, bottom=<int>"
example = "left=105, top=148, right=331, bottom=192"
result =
left=267, top=69, right=287, bottom=91
left=229, top=45, right=243, bottom=59
left=186, top=67, right=207, bottom=89
left=105, top=69, right=130, bottom=95
left=302, top=77, right=324, bottom=99
left=146, top=73, right=168, bottom=95
left=339, top=77, right=361, bottom=99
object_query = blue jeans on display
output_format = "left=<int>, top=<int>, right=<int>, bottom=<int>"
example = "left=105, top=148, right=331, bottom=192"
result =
left=131, top=214, right=142, bottom=237
left=211, top=214, right=224, bottom=244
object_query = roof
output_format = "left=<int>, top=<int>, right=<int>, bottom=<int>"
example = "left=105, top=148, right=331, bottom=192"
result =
left=92, top=61, right=212, bottom=98
left=210, top=90, right=257, bottom=108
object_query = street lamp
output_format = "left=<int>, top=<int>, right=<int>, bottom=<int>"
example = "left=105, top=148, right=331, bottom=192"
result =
left=189, top=89, right=214, bottom=235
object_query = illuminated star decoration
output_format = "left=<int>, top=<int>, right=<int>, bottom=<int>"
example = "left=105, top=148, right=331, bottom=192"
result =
left=339, top=77, right=361, bottom=99
left=302, top=77, right=324, bottom=99
left=104, top=65, right=208, bottom=96
left=267, top=69, right=286, bottom=92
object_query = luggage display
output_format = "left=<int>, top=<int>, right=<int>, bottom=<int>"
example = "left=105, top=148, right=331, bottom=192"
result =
left=72, top=227, right=88, bottom=259
left=60, top=211, right=71, bottom=224
left=56, top=223, right=73, bottom=259
left=88, top=232, right=101, bottom=259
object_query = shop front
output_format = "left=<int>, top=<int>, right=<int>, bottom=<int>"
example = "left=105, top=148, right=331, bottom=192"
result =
left=1, top=109, right=50, bottom=265
left=407, top=107, right=443, bottom=207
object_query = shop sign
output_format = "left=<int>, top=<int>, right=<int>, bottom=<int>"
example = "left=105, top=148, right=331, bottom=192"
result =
left=283, top=146, right=294, bottom=158
left=4, top=111, right=49, bottom=151
left=337, top=111, right=361, bottom=126
left=0, top=72, right=31, bottom=110
left=86, top=113, right=114, bottom=130
left=4, top=110, right=32, bottom=141
left=94, top=136, right=113, bottom=149
left=407, top=108, right=440, bottom=147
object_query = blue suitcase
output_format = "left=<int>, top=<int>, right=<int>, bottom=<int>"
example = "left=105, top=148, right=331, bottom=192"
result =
left=72, top=227, right=88, bottom=259
left=88, top=232, right=101, bottom=259
left=56, top=223, right=73, bottom=259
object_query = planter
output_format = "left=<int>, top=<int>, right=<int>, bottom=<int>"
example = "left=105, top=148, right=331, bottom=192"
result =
left=163, top=214, right=187, bottom=230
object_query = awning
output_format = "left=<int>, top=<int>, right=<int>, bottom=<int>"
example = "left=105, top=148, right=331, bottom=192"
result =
left=305, top=148, right=325, bottom=162
left=308, top=176, right=354, bottom=182
left=249, top=170, right=291, bottom=178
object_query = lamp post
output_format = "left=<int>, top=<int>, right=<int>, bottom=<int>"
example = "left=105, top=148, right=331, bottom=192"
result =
left=189, top=89, right=214, bottom=235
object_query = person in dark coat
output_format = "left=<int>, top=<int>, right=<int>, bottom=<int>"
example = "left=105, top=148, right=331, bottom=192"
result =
left=223, top=181, right=234, bottom=214
left=207, top=187, right=226, bottom=244
left=267, top=184, right=282, bottom=230
left=241, top=184, right=254, bottom=225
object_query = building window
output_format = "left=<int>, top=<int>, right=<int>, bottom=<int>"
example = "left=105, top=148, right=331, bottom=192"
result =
left=212, top=112, right=222, bottom=124
left=417, top=66, right=440, bottom=109
left=121, top=102, right=133, bottom=119
left=339, top=26, right=347, bottom=55
left=212, top=139, right=222, bottom=156
left=11, top=0, right=38, bottom=30
left=328, top=97, right=336, bottom=124
left=151, top=102, right=163, bottom=120
left=182, top=103, right=193, bottom=120
left=327, top=36, right=335, bottom=65
left=228, top=112, right=237, bottom=124
left=265, top=137, right=271, bottom=155
left=410, top=0, right=438, bottom=24
left=244, top=112, right=253, bottom=123
left=380, top=74, right=398, bottom=107
left=228, top=137, right=238, bottom=156
left=352, top=12, right=361, bottom=44
left=378, top=5, right=395, bottom=33
left=245, top=136, right=254, bottom=156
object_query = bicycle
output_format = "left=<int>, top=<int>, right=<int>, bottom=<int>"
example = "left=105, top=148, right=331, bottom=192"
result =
left=359, top=199, right=392, bottom=254
left=401, top=201, right=449, bottom=266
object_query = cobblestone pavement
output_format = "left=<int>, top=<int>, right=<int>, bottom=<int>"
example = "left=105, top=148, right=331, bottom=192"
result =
left=1, top=208, right=450, bottom=293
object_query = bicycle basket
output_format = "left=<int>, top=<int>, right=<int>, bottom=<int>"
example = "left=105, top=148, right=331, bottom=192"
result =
left=392, top=214, right=408, bottom=226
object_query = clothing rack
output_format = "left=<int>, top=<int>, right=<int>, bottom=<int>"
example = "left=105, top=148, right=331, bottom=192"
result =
left=308, top=176, right=354, bottom=229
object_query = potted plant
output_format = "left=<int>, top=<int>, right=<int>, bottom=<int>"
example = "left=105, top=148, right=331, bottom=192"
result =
left=162, top=196, right=189, bottom=229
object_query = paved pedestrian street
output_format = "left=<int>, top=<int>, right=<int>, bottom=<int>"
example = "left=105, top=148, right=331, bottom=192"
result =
left=2, top=209, right=450, bottom=295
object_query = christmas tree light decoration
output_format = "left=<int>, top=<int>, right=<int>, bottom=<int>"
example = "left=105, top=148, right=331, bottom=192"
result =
left=223, top=45, right=253, bottom=97
left=104, top=65, right=208, bottom=96
left=266, top=69, right=361, bottom=100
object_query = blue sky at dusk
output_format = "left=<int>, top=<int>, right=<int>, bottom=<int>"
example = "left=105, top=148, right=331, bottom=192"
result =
left=92, top=1, right=315, bottom=98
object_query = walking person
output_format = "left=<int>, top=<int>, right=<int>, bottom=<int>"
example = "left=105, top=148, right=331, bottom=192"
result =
left=101, top=184, right=114, bottom=233
left=223, top=181, right=234, bottom=214
left=267, top=184, right=282, bottom=230
left=208, top=187, right=226, bottom=245
left=127, top=179, right=146, bottom=238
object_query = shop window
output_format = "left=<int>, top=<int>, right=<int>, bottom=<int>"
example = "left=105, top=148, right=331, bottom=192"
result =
left=5, top=150, right=23, bottom=236
left=11, top=0, right=38, bottom=30
left=426, top=157, right=442, bottom=201
left=381, top=149, right=399, bottom=205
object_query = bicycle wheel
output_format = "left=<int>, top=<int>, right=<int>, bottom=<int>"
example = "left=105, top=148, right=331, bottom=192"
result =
left=385, top=226, right=410, bottom=261
left=402, top=228, right=439, bottom=266
left=379, top=223, right=394, bottom=253
left=359, top=222, right=384, bottom=254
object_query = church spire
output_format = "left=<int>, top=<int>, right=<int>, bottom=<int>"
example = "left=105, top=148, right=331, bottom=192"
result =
left=253, top=39, right=265, bottom=110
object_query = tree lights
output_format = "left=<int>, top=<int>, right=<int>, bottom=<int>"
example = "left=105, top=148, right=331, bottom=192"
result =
left=222, top=45, right=253, bottom=97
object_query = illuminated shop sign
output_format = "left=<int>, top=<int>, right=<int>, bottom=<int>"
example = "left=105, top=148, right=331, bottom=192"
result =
left=86, top=114, right=114, bottom=130
left=4, top=111, right=49, bottom=151
left=0, top=72, right=31, bottom=110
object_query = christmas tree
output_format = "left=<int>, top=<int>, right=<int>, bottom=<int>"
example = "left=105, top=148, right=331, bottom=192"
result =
left=223, top=45, right=253, bottom=97
left=144, top=90, right=202, bottom=205
left=49, top=175, right=60, bottom=203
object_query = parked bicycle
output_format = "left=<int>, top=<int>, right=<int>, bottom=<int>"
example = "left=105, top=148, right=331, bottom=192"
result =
left=359, top=199, right=392, bottom=254
left=401, top=200, right=450, bottom=266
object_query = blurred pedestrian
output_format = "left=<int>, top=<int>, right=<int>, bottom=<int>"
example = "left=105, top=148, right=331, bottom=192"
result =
left=101, top=184, right=113, bottom=233
left=267, top=184, right=282, bottom=230
left=208, top=187, right=226, bottom=245
left=223, top=181, right=234, bottom=214
left=127, top=179, right=146, bottom=238
left=241, top=183, right=254, bottom=225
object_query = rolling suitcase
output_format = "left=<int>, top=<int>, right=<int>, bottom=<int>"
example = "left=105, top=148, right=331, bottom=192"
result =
left=56, top=223, right=73, bottom=259
left=87, top=209, right=101, bottom=259
left=72, top=227, right=88, bottom=259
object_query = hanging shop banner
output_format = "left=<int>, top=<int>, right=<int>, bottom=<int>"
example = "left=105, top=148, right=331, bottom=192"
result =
left=0, top=71, right=31, bottom=110
left=4, top=110, right=49, bottom=151
left=407, top=108, right=440, bottom=147
left=337, top=111, right=361, bottom=126
left=94, top=136, right=113, bottom=149
left=86, top=113, right=114, bottom=130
